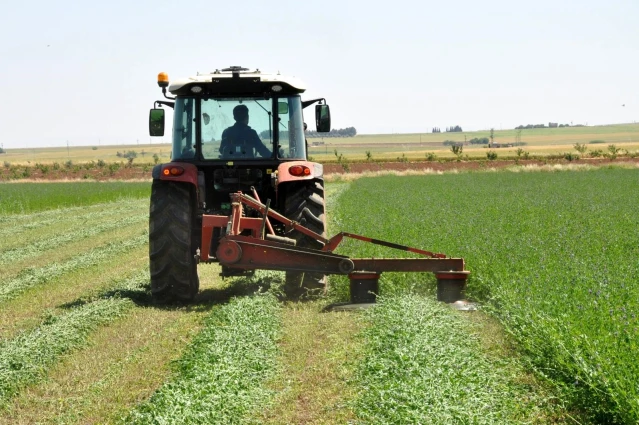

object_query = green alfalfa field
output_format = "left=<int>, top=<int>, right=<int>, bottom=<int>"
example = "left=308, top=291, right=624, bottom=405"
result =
left=0, top=165, right=637, bottom=424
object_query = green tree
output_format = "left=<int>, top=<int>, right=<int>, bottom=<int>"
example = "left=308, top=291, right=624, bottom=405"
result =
left=573, top=143, right=588, bottom=155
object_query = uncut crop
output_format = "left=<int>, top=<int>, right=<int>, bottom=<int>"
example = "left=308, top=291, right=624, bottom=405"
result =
left=125, top=294, right=281, bottom=425
left=0, top=181, right=150, bottom=214
left=333, top=169, right=639, bottom=424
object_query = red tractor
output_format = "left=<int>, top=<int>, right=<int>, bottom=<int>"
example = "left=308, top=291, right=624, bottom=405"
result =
left=149, top=66, right=470, bottom=305
left=148, top=66, right=332, bottom=302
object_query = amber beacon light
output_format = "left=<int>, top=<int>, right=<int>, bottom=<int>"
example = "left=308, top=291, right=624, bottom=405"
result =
left=157, top=72, right=169, bottom=88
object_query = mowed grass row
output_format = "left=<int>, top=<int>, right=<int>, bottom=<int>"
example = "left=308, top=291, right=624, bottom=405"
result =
left=0, top=198, right=147, bottom=240
left=254, top=181, right=562, bottom=424
left=0, top=183, right=216, bottom=424
left=125, top=290, right=282, bottom=425
left=121, top=183, right=361, bottom=424
left=352, top=294, right=562, bottom=424
left=0, top=262, right=231, bottom=424
left=0, top=184, right=153, bottom=410
left=0, top=181, right=150, bottom=214
left=0, top=246, right=148, bottom=341
left=0, top=293, right=136, bottom=407
left=0, top=212, right=147, bottom=264
left=332, top=168, right=639, bottom=423
left=0, top=232, right=148, bottom=303
left=0, top=181, right=289, bottom=424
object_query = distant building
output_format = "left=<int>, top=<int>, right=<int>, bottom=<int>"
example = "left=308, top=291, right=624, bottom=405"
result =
left=549, top=122, right=558, bottom=128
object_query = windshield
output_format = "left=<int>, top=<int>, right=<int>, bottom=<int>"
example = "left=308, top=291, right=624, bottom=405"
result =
left=201, top=98, right=273, bottom=160
left=171, top=96, right=307, bottom=161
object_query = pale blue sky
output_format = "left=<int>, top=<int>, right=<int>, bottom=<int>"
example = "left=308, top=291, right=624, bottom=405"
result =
left=1, top=0, right=637, bottom=149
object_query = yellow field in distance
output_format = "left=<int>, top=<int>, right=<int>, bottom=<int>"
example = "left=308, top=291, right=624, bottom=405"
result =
left=2, top=123, right=638, bottom=165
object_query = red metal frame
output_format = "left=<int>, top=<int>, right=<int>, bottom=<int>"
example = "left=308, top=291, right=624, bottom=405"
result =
left=199, top=192, right=469, bottom=279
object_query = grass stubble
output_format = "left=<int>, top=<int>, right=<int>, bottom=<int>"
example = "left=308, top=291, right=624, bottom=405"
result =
left=255, top=300, right=365, bottom=425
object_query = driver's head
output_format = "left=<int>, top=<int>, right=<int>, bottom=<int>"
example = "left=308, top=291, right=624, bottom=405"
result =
left=233, top=104, right=249, bottom=124
left=202, top=113, right=210, bottom=125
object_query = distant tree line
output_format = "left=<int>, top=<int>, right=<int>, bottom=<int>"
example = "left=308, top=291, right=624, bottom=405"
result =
left=515, top=123, right=571, bottom=129
left=432, top=126, right=463, bottom=133
left=306, top=127, right=357, bottom=138
left=0, top=147, right=5, bottom=154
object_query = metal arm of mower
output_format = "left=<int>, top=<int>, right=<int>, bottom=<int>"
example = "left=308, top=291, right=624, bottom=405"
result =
left=200, top=192, right=468, bottom=277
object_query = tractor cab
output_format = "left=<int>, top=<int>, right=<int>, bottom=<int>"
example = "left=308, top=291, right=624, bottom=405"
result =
left=149, top=66, right=330, bottom=165
left=149, top=66, right=331, bottom=216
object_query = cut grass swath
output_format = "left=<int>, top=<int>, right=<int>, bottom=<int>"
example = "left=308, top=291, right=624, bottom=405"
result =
left=0, top=297, right=134, bottom=408
left=125, top=294, right=281, bottom=425
left=352, top=295, right=558, bottom=424
left=0, top=198, right=147, bottom=242
left=0, top=232, right=147, bottom=303
left=0, top=213, right=147, bottom=264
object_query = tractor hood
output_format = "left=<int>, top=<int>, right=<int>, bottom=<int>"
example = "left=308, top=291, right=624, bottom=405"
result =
left=168, top=67, right=307, bottom=97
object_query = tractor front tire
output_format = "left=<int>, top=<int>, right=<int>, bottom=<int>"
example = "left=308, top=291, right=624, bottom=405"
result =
left=149, top=181, right=199, bottom=302
left=284, top=180, right=327, bottom=297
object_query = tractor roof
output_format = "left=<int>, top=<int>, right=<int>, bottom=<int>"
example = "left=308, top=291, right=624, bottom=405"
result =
left=168, top=66, right=307, bottom=97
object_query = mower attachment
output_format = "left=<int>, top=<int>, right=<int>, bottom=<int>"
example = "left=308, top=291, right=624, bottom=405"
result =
left=200, top=192, right=470, bottom=302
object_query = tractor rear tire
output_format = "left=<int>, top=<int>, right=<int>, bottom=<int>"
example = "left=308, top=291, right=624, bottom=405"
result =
left=284, top=180, right=327, bottom=297
left=149, top=181, right=200, bottom=302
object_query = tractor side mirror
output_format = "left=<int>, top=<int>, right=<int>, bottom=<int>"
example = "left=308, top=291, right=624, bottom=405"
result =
left=315, top=104, right=331, bottom=133
left=149, top=108, right=165, bottom=137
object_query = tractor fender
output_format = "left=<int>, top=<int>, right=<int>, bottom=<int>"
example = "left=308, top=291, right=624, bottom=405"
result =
left=152, top=162, right=199, bottom=187
left=275, top=161, right=323, bottom=186
left=152, top=163, right=205, bottom=208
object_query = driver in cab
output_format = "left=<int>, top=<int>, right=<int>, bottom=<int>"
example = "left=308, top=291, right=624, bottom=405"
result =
left=220, top=105, right=271, bottom=158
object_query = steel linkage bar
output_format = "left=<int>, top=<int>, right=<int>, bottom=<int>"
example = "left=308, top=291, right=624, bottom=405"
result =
left=201, top=192, right=466, bottom=275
